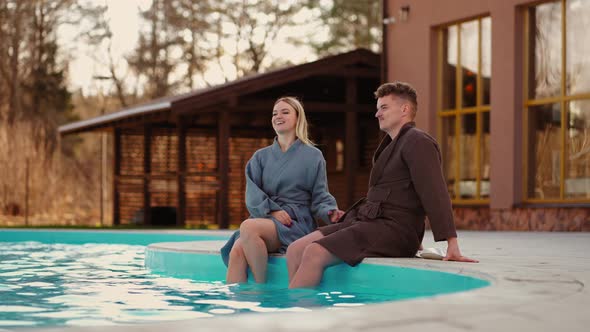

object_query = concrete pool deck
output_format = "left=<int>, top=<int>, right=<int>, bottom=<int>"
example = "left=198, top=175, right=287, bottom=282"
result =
left=13, top=230, right=590, bottom=332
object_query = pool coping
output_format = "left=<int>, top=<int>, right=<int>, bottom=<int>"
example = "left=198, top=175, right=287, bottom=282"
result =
left=6, top=230, right=590, bottom=332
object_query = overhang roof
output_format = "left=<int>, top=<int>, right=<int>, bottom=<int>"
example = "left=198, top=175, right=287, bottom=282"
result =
left=59, top=48, right=379, bottom=135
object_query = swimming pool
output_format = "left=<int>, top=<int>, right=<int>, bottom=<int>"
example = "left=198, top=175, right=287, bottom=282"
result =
left=0, top=230, right=489, bottom=328
left=0, top=230, right=227, bottom=245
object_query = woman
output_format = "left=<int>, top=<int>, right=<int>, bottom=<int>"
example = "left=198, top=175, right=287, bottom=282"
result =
left=221, top=96, right=344, bottom=284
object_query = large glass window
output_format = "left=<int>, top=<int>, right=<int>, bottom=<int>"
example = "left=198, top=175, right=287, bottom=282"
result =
left=525, top=0, right=590, bottom=202
left=438, top=17, right=491, bottom=203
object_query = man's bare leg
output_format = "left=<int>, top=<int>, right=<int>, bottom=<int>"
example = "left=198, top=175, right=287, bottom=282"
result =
left=288, top=243, right=341, bottom=289
left=286, top=231, right=324, bottom=281
left=239, top=218, right=281, bottom=283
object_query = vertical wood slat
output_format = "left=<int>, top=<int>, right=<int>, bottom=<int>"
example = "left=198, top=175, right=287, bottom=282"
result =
left=227, top=135, right=274, bottom=226
left=143, top=124, right=152, bottom=226
left=185, top=130, right=218, bottom=226
left=218, top=110, right=230, bottom=228
left=345, top=77, right=358, bottom=208
left=177, top=118, right=186, bottom=226
left=113, top=128, right=121, bottom=225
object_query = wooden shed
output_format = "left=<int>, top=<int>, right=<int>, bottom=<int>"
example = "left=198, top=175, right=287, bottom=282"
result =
left=59, top=49, right=382, bottom=228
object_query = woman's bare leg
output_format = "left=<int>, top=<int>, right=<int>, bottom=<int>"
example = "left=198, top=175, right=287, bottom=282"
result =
left=226, top=239, right=248, bottom=283
left=285, top=231, right=324, bottom=281
left=239, top=218, right=281, bottom=283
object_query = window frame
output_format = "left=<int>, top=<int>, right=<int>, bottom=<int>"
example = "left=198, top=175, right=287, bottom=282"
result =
left=523, top=0, right=590, bottom=203
left=437, top=16, right=491, bottom=205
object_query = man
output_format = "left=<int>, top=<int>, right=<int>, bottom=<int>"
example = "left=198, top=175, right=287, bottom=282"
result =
left=286, top=81, right=478, bottom=289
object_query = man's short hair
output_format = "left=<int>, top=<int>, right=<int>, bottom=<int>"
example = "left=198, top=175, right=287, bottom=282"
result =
left=374, top=81, right=418, bottom=117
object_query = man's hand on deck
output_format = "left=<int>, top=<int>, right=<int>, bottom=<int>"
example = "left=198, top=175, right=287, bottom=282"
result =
left=444, top=237, right=479, bottom=263
left=328, top=209, right=345, bottom=223
left=271, top=210, right=292, bottom=227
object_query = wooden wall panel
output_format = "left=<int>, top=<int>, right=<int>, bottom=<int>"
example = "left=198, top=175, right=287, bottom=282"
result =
left=228, top=136, right=273, bottom=226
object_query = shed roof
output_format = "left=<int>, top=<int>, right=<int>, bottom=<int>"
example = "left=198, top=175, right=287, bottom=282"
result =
left=59, top=48, right=379, bottom=135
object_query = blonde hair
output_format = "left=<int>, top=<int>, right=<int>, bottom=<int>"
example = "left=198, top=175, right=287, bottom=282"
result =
left=274, top=96, right=314, bottom=146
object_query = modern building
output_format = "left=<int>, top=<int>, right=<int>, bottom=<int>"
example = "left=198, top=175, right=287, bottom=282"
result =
left=382, top=0, right=589, bottom=230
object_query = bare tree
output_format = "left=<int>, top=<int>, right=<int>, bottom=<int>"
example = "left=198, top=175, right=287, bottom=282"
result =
left=127, top=0, right=186, bottom=98
left=214, top=0, right=306, bottom=78
left=303, top=0, right=382, bottom=56
left=0, top=0, right=96, bottom=223
left=174, top=0, right=211, bottom=90
left=77, top=2, right=134, bottom=108
left=0, top=0, right=29, bottom=124
left=0, top=0, right=77, bottom=155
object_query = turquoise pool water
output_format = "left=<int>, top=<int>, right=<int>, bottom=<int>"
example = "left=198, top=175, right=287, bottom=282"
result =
left=0, top=230, right=489, bottom=328
left=147, top=250, right=490, bottom=305
left=0, top=230, right=227, bottom=245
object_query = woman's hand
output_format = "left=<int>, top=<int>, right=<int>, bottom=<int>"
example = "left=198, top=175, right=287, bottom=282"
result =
left=271, top=210, right=292, bottom=227
left=328, top=209, right=345, bottom=223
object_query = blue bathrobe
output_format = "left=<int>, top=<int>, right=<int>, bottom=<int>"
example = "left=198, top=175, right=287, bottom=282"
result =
left=221, top=138, right=337, bottom=266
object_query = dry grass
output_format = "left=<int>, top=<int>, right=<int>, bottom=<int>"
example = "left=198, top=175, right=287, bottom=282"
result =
left=0, top=120, right=107, bottom=227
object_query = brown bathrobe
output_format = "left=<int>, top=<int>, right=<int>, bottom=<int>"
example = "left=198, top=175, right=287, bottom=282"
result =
left=316, top=122, right=457, bottom=266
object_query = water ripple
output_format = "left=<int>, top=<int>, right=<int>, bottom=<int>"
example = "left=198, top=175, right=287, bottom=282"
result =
left=0, top=242, right=361, bottom=328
